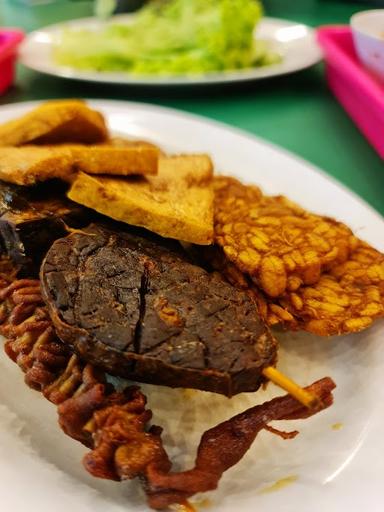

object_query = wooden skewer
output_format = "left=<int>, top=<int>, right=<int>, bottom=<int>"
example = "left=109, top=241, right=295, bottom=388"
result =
left=169, top=501, right=196, bottom=512
left=262, top=366, right=320, bottom=409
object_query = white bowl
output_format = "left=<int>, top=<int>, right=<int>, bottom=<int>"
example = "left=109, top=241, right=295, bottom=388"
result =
left=351, top=9, right=384, bottom=81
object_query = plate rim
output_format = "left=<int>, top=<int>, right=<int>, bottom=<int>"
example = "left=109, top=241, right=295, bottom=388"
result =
left=19, top=15, right=322, bottom=86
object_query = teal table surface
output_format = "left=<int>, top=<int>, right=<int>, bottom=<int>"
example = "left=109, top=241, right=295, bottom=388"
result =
left=1, top=0, right=383, bottom=215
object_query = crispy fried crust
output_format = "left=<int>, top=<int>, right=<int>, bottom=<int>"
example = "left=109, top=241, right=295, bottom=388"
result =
left=68, top=155, right=214, bottom=245
left=0, top=100, right=108, bottom=146
left=279, top=241, right=384, bottom=335
left=204, top=242, right=384, bottom=336
left=67, top=144, right=159, bottom=175
left=0, top=265, right=335, bottom=509
left=0, top=144, right=158, bottom=186
left=214, top=177, right=358, bottom=297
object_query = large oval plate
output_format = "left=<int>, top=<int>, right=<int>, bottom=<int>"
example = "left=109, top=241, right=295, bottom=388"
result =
left=0, top=100, right=383, bottom=512
left=19, top=15, right=322, bottom=86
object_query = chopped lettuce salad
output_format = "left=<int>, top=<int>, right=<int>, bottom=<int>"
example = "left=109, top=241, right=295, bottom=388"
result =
left=55, top=0, right=281, bottom=75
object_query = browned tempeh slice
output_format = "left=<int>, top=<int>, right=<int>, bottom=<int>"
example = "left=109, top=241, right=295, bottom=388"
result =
left=214, top=176, right=358, bottom=297
left=204, top=242, right=384, bottom=336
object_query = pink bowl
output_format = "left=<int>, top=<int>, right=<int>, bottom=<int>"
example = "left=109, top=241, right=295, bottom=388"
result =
left=317, top=26, right=384, bottom=160
left=0, top=29, right=25, bottom=95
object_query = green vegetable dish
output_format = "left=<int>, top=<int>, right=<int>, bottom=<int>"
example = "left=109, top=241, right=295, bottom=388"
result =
left=54, top=0, right=281, bottom=75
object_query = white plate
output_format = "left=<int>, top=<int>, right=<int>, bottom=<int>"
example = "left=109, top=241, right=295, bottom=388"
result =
left=0, top=100, right=383, bottom=512
left=19, top=15, right=322, bottom=85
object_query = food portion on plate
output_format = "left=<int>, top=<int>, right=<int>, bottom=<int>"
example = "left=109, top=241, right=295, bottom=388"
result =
left=0, top=100, right=383, bottom=510
left=54, top=0, right=281, bottom=76
left=68, top=154, right=214, bottom=244
left=0, top=99, right=108, bottom=145
left=41, top=224, right=277, bottom=396
left=0, top=179, right=91, bottom=275
left=209, top=176, right=384, bottom=335
left=0, top=276, right=335, bottom=509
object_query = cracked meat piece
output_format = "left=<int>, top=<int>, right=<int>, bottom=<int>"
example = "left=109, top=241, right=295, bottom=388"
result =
left=40, top=225, right=277, bottom=396
left=0, top=99, right=107, bottom=146
left=0, top=180, right=92, bottom=276
left=214, top=176, right=358, bottom=297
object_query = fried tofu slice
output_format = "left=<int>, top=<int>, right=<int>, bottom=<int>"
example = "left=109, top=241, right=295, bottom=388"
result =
left=0, top=144, right=158, bottom=186
left=204, top=241, right=384, bottom=336
left=67, top=144, right=158, bottom=175
left=106, top=136, right=164, bottom=153
left=214, top=176, right=358, bottom=297
left=0, top=146, right=71, bottom=185
left=0, top=99, right=108, bottom=146
left=68, top=154, right=214, bottom=245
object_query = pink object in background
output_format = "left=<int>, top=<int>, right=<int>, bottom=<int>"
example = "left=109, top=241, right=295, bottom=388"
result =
left=0, top=29, right=24, bottom=95
left=317, top=26, right=384, bottom=160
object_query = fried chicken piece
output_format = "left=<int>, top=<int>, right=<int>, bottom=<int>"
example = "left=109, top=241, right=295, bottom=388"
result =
left=0, top=266, right=335, bottom=510
left=214, top=176, right=358, bottom=297
left=204, top=242, right=384, bottom=336
left=0, top=144, right=158, bottom=186
left=0, top=99, right=108, bottom=146
left=68, top=155, right=214, bottom=245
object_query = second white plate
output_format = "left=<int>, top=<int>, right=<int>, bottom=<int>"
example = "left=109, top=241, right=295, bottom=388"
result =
left=19, top=15, right=322, bottom=86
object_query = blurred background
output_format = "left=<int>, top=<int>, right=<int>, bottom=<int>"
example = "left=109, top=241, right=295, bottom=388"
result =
left=1, top=0, right=384, bottom=31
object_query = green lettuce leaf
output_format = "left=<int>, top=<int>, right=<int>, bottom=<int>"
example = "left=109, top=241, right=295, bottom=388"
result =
left=55, top=0, right=281, bottom=75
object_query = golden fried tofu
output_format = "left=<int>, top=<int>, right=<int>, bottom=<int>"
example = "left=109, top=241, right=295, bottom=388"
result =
left=214, top=176, right=358, bottom=297
left=107, top=136, right=164, bottom=153
left=0, top=146, right=71, bottom=185
left=68, top=154, right=214, bottom=245
left=66, top=144, right=158, bottom=175
left=0, top=144, right=158, bottom=186
left=0, top=99, right=108, bottom=146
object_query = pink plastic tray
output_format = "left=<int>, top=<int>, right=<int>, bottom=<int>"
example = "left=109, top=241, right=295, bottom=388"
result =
left=0, top=29, right=24, bottom=95
left=317, top=26, right=384, bottom=160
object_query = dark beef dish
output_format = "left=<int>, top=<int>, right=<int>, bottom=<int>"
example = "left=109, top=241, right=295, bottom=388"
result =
left=40, top=225, right=278, bottom=396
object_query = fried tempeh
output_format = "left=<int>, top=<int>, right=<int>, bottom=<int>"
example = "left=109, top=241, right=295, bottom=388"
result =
left=0, top=144, right=158, bottom=185
left=0, top=99, right=108, bottom=146
left=205, top=242, right=384, bottom=336
left=68, top=155, right=214, bottom=245
left=214, top=176, right=358, bottom=297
